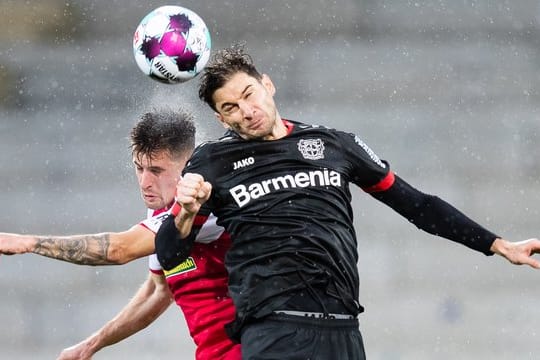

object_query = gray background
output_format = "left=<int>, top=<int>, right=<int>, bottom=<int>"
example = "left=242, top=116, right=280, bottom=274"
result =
left=1, top=0, right=540, bottom=359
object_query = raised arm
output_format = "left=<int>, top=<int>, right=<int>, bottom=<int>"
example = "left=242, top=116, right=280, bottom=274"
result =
left=174, top=173, right=212, bottom=237
left=155, top=173, right=212, bottom=271
left=0, top=224, right=155, bottom=265
left=371, top=175, right=540, bottom=268
left=56, top=272, right=173, bottom=360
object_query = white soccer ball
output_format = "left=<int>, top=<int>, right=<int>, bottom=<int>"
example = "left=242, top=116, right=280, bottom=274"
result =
left=133, top=6, right=211, bottom=84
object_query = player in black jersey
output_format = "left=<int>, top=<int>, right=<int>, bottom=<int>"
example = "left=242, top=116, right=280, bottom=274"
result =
left=155, top=44, right=540, bottom=360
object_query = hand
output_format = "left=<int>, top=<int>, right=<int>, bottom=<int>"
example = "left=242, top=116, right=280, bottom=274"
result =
left=175, top=173, right=212, bottom=215
left=490, top=238, right=540, bottom=269
left=0, top=233, right=34, bottom=255
left=57, top=340, right=95, bottom=360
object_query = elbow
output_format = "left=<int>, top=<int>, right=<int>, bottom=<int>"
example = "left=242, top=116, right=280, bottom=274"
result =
left=106, top=244, right=134, bottom=265
left=106, top=230, right=155, bottom=265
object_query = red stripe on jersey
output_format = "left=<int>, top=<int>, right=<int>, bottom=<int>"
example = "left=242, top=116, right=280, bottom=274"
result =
left=363, top=171, right=395, bottom=193
left=194, top=213, right=210, bottom=226
left=151, top=207, right=168, bottom=216
left=170, top=202, right=181, bottom=216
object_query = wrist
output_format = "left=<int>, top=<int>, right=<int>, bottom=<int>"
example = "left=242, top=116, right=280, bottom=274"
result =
left=85, top=333, right=105, bottom=354
left=174, top=209, right=197, bottom=239
left=22, top=235, right=38, bottom=254
left=489, top=238, right=508, bottom=256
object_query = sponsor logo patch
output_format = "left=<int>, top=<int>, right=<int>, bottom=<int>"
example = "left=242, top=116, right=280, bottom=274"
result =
left=163, top=257, right=197, bottom=277
left=230, top=168, right=342, bottom=207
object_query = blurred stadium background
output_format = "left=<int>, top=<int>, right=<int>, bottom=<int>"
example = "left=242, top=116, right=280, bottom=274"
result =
left=1, top=1, right=540, bottom=359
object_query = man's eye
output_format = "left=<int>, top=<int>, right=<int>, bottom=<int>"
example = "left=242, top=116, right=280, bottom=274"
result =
left=224, top=105, right=238, bottom=114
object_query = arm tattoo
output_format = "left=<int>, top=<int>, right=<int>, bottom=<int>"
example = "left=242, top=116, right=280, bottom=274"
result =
left=33, top=234, right=112, bottom=265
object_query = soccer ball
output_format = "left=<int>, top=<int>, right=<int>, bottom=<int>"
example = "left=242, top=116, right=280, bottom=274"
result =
left=133, top=6, right=211, bottom=84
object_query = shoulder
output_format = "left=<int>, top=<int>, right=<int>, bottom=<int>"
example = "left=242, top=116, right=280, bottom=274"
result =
left=192, top=131, right=241, bottom=154
left=288, top=119, right=341, bottom=135
left=290, top=122, right=354, bottom=145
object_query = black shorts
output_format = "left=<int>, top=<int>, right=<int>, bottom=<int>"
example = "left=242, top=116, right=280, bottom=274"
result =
left=240, top=313, right=366, bottom=360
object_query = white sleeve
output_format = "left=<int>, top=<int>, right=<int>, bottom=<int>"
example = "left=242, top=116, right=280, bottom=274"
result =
left=148, top=254, right=162, bottom=272
left=143, top=208, right=168, bottom=273
left=140, top=210, right=171, bottom=234
left=195, top=213, right=225, bottom=244
left=140, top=209, right=224, bottom=245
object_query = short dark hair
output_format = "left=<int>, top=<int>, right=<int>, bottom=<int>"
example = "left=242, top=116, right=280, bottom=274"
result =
left=198, top=43, right=262, bottom=111
left=130, top=108, right=196, bottom=161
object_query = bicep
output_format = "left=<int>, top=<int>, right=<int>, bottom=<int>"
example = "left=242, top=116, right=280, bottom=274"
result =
left=109, top=225, right=155, bottom=263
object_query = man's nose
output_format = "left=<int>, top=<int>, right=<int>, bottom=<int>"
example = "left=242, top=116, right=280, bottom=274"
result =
left=139, top=170, right=154, bottom=188
left=239, top=101, right=254, bottom=118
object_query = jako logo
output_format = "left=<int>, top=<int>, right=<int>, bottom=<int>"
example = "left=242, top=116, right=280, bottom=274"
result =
left=233, top=157, right=255, bottom=170
left=230, top=169, right=342, bottom=207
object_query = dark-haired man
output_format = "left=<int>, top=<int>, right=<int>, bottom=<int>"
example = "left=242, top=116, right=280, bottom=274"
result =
left=156, top=46, right=540, bottom=359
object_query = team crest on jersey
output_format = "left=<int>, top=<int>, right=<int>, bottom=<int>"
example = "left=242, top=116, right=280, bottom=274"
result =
left=163, top=257, right=197, bottom=278
left=297, top=139, right=325, bottom=160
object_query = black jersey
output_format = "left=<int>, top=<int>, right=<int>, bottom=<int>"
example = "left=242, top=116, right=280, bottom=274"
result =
left=156, top=118, right=498, bottom=340
left=182, top=120, right=394, bottom=333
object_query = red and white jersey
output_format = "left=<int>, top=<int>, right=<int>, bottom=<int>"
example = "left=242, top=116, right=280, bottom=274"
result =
left=140, top=204, right=240, bottom=360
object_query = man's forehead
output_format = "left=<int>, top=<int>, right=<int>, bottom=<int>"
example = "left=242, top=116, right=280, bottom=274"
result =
left=133, top=150, right=173, bottom=166
left=214, top=73, right=259, bottom=106
left=225, top=72, right=257, bottom=89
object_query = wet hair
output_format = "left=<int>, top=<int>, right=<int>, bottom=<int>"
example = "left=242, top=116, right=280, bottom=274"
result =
left=130, top=107, right=196, bottom=161
left=198, top=43, right=263, bottom=111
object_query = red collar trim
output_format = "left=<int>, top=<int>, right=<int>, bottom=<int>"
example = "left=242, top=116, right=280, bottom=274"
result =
left=282, top=119, right=294, bottom=135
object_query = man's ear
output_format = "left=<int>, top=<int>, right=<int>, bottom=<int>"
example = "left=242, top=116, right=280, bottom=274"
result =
left=261, top=74, right=276, bottom=96
left=215, top=112, right=230, bottom=129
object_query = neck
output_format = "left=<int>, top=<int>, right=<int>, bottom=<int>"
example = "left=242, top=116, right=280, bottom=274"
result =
left=261, top=116, right=287, bottom=141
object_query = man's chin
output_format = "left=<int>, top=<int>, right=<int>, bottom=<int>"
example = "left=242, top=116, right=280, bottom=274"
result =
left=144, top=199, right=165, bottom=210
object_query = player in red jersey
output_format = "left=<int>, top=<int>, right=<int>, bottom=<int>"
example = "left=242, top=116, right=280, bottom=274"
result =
left=0, top=108, right=240, bottom=360
left=142, top=203, right=238, bottom=360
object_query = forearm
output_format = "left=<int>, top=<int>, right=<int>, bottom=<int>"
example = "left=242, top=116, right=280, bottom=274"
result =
left=89, top=297, right=171, bottom=351
left=79, top=276, right=173, bottom=353
left=32, top=233, right=114, bottom=265
left=156, top=215, right=197, bottom=271
left=372, top=175, right=498, bottom=255
left=409, top=194, right=497, bottom=254
left=174, top=208, right=197, bottom=239
left=2, top=225, right=154, bottom=265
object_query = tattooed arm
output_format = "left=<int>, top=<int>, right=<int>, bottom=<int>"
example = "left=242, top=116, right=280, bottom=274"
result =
left=0, top=224, right=155, bottom=265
